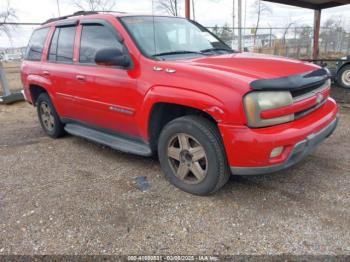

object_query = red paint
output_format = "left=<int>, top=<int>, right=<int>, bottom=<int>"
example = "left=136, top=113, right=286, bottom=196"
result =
left=21, top=13, right=339, bottom=169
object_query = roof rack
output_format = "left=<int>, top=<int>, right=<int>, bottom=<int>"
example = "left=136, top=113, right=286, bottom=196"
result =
left=42, top=11, right=98, bottom=25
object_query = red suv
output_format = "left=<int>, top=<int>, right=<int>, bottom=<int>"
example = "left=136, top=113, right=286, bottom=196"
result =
left=21, top=11, right=339, bottom=195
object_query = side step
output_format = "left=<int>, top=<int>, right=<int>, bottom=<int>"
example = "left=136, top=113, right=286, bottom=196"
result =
left=64, top=123, right=152, bottom=157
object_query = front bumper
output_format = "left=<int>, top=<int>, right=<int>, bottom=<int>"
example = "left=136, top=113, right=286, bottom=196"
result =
left=230, top=117, right=338, bottom=175
left=219, top=98, right=339, bottom=175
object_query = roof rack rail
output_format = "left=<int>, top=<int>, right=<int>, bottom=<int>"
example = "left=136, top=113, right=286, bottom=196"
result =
left=93, top=10, right=127, bottom=14
left=42, top=11, right=99, bottom=25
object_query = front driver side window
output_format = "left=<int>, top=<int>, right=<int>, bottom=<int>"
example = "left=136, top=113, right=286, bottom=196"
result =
left=79, top=24, right=123, bottom=64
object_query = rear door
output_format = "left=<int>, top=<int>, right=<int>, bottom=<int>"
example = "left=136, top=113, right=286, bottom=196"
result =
left=72, top=20, right=140, bottom=137
left=43, top=22, right=79, bottom=119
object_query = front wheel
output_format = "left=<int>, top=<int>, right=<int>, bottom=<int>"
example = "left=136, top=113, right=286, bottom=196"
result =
left=338, top=64, right=350, bottom=89
left=158, top=116, right=230, bottom=196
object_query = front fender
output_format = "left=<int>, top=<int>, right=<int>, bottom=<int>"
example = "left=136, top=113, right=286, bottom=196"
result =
left=138, top=85, right=228, bottom=140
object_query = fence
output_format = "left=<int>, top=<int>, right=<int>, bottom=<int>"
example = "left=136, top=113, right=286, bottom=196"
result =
left=208, top=26, right=350, bottom=59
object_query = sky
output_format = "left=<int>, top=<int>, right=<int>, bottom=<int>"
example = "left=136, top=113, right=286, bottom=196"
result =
left=1, top=0, right=350, bottom=47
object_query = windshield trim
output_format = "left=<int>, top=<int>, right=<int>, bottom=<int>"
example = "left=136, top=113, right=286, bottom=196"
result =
left=118, top=16, right=234, bottom=61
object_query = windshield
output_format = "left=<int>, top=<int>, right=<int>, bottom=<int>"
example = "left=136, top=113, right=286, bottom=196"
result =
left=120, top=16, right=233, bottom=60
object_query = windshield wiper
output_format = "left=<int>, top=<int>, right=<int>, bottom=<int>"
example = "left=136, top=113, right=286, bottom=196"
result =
left=152, top=50, right=206, bottom=57
left=200, top=48, right=234, bottom=54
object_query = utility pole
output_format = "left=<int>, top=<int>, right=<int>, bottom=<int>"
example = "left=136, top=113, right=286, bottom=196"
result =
left=232, top=0, right=235, bottom=48
left=244, top=0, right=247, bottom=49
left=56, top=0, right=61, bottom=17
left=192, top=0, right=195, bottom=20
left=238, top=0, right=242, bottom=51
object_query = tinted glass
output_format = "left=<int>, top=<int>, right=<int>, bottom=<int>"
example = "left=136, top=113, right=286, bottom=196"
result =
left=80, top=24, right=122, bottom=64
left=48, top=26, right=76, bottom=62
left=57, top=26, right=76, bottom=62
left=48, top=29, right=59, bottom=61
left=25, top=27, right=50, bottom=61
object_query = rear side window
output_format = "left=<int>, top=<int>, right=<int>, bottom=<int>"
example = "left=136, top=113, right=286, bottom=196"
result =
left=24, top=27, right=50, bottom=61
left=48, top=26, right=76, bottom=63
left=79, top=24, right=123, bottom=64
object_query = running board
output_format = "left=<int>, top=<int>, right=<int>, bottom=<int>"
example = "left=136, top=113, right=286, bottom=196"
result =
left=64, top=123, right=152, bottom=156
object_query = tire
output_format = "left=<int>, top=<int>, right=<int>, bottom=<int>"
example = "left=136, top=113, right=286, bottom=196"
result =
left=158, top=115, right=230, bottom=196
left=337, top=64, right=350, bottom=89
left=36, top=93, right=65, bottom=138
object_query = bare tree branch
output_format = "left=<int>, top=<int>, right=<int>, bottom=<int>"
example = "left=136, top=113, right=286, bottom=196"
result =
left=252, top=0, right=272, bottom=45
left=156, top=0, right=179, bottom=16
left=73, top=0, right=117, bottom=11
left=0, top=0, right=17, bottom=40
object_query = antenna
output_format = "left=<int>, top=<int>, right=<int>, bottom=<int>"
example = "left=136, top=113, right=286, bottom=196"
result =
left=152, top=0, right=157, bottom=55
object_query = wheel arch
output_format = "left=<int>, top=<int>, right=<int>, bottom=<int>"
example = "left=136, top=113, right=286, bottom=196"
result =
left=337, top=61, right=350, bottom=76
left=26, top=74, right=53, bottom=105
left=337, top=61, right=350, bottom=87
left=139, top=86, right=228, bottom=152
left=29, top=84, right=49, bottom=105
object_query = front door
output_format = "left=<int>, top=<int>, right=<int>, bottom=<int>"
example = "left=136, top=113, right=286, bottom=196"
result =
left=72, top=21, right=141, bottom=137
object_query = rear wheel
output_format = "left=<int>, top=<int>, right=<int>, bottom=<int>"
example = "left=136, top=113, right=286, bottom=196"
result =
left=158, top=115, right=230, bottom=195
left=37, top=93, right=65, bottom=138
left=338, top=64, right=350, bottom=89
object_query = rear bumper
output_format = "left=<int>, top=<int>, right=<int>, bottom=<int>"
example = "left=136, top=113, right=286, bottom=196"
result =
left=219, top=98, right=339, bottom=175
left=230, top=117, right=338, bottom=175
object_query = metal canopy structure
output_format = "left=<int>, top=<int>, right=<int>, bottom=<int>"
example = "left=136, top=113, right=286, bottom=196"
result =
left=263, top=0, right=350, bottom=10
left=263, top=0, right=350, bottom=59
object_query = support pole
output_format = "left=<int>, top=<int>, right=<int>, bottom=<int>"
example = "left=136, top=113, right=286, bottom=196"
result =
left=238, top=0, right=242, bottom=52
left=0, top=61, right=24, bottom=104
left=185, top=0, right=190, bottom=19
left=0, top=62, right=11, bottom=97
left=313, top=9, right=321, bottom=60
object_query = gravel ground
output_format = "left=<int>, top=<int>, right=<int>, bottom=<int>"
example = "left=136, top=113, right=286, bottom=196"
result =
left=0, top=89, right=350, bottom=256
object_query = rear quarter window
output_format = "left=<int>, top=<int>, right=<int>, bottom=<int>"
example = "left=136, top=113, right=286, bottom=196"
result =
left=24, top=27, right=50, bottom=61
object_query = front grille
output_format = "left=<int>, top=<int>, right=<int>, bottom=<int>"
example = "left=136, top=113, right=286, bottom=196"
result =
left=291, top=80, right=325, bottom=98
left=292, top=79, right=330, bottom=119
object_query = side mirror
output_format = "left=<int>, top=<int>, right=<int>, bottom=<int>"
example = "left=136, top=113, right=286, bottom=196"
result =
left=95, top=47, right=130, bottom=67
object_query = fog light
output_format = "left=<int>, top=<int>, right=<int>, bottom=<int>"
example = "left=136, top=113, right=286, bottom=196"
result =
left=270, top=146, right=284, bottom=158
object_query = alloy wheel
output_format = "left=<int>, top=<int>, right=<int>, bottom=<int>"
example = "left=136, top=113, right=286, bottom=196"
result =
left=167, top=133, right=208, bottom=184
left=40, top=102, right=55, bottom=131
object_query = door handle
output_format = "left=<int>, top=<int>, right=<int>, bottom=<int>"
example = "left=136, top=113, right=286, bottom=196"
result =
left=43, top=70, right=50, bottom=76
left=76, top=75, right=86, bottom=81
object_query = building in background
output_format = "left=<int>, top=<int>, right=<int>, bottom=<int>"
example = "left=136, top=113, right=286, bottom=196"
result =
left=0, top=47, right=26, bottom=62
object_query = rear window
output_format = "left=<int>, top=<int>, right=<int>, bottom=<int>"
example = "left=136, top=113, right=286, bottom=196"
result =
left=48, top=26, right=76, bottom=63
left=24, top=27, right=50, bottom=61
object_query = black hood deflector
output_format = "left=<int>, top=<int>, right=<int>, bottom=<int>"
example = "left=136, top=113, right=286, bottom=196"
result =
left=250, top=68, right=330, bottom=91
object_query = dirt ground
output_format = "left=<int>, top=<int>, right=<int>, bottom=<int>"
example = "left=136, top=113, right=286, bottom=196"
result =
left=0, top=88, right=350, bottom=256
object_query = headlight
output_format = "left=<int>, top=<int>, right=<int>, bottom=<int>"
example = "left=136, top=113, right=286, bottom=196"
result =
left=341, top=56, right=347, bottom=60
left=244, top=91, right=294, bottom=127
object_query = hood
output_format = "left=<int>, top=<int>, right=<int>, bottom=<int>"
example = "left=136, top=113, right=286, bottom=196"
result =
left=187, top=52, right=320, bottom=81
